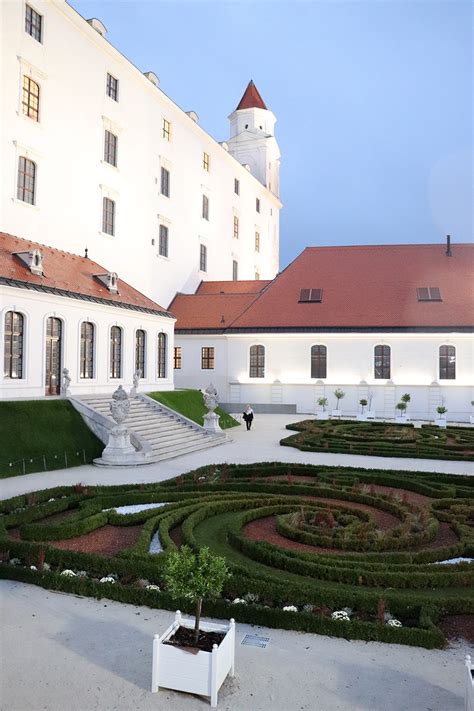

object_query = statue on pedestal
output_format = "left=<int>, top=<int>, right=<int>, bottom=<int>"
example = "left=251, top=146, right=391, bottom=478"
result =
left=61, top=368, right=71, bottom=397
left=95, top=385, right=141, bottom=465
left=202, top=383, right=222, bottom=433
left=130, top=369, right=142, bottom=398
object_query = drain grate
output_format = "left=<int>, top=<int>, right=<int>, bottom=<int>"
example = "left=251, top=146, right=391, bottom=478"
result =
left=241, top=634, right=270, bottom=648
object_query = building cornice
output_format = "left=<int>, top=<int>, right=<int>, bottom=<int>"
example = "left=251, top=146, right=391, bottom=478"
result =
left=175, top=326, right=474, bottom=335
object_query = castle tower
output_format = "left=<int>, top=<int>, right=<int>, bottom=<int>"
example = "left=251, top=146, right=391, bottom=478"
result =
left=227, top=80, right=280, bottom=196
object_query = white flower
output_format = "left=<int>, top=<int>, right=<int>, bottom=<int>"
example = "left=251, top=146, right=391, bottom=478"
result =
left=386, top=618, right=402, bottom=628
left=145, top=584, right=160, bottom=592
left=48, top=498, right=56, bottom=502
left=99, top=576, right=116, bottom=584
left=9, top=558, right=22, bottom=566
left=283, top=605, right=298, bottom=613
left=30, top=565, right=37, bottom=571
left=232, top=598, right=247, bottom=605
left=331, top=610, right=351, bottom=622
left=61, top=569, right=77, bottom=577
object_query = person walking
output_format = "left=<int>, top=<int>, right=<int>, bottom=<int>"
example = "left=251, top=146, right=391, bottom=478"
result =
left=243, top=405, right=254, bottom=431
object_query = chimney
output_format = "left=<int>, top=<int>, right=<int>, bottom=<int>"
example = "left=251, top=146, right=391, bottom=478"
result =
left=446, top=234, right=452, bottom=257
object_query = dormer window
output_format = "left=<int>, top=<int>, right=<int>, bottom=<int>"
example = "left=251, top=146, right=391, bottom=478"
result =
left=14, top=249, right=44, bottom=276
left=95, top=272, right=118, bottom=293
left=299, top=288, right=323, bottom=303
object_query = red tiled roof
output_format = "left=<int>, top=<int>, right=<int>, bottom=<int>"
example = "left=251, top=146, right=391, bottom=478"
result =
left=235, top=80, right=268, bottom=111
left=171, top=244, right=474, bottom=331
left=196, top=280, right=271, bottom=295
left=0, top=233, right=171, bottom=315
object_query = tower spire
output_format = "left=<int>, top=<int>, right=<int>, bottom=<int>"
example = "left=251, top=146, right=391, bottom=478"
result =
left=235, top=80, right=267, bottom=111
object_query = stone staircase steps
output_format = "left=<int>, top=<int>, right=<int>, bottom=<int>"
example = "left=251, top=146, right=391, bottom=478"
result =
left=77, top=393, right=226, bottom=463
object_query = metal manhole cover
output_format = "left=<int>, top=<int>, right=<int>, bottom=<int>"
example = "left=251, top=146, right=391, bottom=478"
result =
left=241, top=634, right=270, bottom=648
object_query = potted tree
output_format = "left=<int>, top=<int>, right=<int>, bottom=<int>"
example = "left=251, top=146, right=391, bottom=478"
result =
left=401, top=393, right=411, bottom=421
left=395, top=401, right=408, bottom=423
left=470, top=401, right=474, bottom=425
left=316, top=396, right=329, bottom=420
left=152, top=546, right=234, bottom=707
left=435, top=405, right=448, bottom=428
left=331, top=388, right=345, bottom=418
left=357, top=398, right=368, bottom=421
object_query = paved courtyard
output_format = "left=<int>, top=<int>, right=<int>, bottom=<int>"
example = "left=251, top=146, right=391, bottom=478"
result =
left=1, top=415, right=472, bottom=501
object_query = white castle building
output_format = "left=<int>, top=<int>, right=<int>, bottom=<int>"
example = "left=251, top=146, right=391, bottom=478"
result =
left=1, top=0, right=473, bottom=421
left=0, top=0, right=281, bottom=309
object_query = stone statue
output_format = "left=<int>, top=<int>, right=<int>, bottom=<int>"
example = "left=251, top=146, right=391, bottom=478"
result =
left=203, top=383, right=219, bottom=413
left=130, top=369, right=141, bottom=397
left=202, top=383, right=222, bottom=433
left=110, top=385, right=130, bottom=425
left=61, top=368, right=71, bottom=397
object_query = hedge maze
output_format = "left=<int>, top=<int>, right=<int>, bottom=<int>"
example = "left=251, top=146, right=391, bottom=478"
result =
left=1, top=463, right=473, bottom=648
left=281, top=420, right=474, bottom=461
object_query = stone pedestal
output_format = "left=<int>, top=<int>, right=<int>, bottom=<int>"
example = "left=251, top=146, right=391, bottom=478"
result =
left=203, top=411, right=222, bottom=433
left=95, top=425, right=140, bottom=465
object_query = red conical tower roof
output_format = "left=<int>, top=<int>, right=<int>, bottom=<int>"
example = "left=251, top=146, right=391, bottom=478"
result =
left=235, top=80, right=268, bottom=111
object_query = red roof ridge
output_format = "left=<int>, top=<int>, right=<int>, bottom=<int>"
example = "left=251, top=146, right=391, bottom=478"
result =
left=303, top=242, right=474, bottom=251
left=235, top=80, right=267, bottom=111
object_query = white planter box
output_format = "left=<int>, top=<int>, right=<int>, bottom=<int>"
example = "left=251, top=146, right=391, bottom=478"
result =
left=316, top=412, right=329, bottom=420
left=152, top=611, right=235, bottom=707
left=357, top=413, right=367, bottom=421
left=470, top=415, right=474, bottom=425
left=465, top=654, right=474, bottom=711
left=395, top=416, right=410, bottom=423
left=435, top=417, right=447, bottom=428
left=366, top=410, right=376, bottom=420
left=331, top=410, right=342, bottom=418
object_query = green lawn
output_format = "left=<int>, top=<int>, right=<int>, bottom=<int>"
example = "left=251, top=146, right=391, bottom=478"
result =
left=0, top=400, right=103, bottom=478
left=147, top=389, right=239, bottom=429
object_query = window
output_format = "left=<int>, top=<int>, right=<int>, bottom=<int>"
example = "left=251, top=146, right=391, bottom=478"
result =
left=162, top=118, right=171, bottom=141
left=25, top=4, right=42, bottom=42
left=249, top=345, right=265, bottom=378
left=159, top=224, right=169, bottom=257
left=311, top=345, right=327, bottom=379
left=106, top=73, right=119, bottom=101
left=80, top=322, right=94, bottom=379
left=160, top=167, right=170, bottom=197
left=255, top=231, right=260, bottom=252
left=102, top=197, right=115, bottom=235
left=203, top=152, right=210, bottom=171
left=104, top=130, right=118, bottom=167
left=110, top=326, right=122, bottom=378
left=233, top=216, right=239, bottom=239
left=17, top=157, right=36, bottom=205
left=374, top=345, right=391, bottom=379
left=202, top=194, right=209, bottom=220
left=256, top=198, right=260, bottom=213
left=135, top=329, right=146, bottom=377
left=201, top=347, right=215, bottom=369
left=234, top=178, right=240, bottom=195
left=439, top=345, right=456, bottom=380
left=157, top=333, right=167, bottom=378
left=232, top=259, right=238, bottom=281
left=174, top=346, right=182, bottom=369
left=22, top=76, right=40, bottom=121
left=199, top=243, right=207, bottom=272
left=417, top=287, right=442, bottom=302
left=299, top=288, right=323, bottom=303
left=4, top=311, right=24, bottom=379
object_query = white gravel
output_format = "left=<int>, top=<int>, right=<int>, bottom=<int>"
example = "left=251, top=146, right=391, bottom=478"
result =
left=1, top=580, right=471, bottom=711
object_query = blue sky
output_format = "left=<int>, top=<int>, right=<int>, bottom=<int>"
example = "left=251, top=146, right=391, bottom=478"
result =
left=73, top=0, right=472, bottom=268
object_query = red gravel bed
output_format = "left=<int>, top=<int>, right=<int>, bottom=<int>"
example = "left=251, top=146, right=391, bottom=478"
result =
left=439, top=614, right=474, bottom=644
left=45, top=525, right=143, bottom=556
left=169, top=525, right=184, bottom=548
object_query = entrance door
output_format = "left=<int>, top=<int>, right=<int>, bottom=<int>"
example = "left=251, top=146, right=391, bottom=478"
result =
left=45, top=317, right=62, bottom=395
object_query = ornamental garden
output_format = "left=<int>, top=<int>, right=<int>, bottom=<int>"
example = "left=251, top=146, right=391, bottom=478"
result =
left=1, top=462, right=473, bottom=649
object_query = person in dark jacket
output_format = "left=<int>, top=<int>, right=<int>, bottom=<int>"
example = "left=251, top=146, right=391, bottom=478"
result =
left=242, top=405, right=254, bottom=431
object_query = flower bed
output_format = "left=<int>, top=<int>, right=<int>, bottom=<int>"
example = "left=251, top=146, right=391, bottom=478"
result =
left=1, top=462, right=473, bottom=648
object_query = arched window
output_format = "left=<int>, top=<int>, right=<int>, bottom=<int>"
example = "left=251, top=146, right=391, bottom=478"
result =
left=374, top=345, right=391, bottom=379
left=311, top=345, right=327, bottom=379
left=45, top=317, right=62, bottom=395
left=249, top=345, right=265, bottom=378
left=157, top=332, right=167, bottom=379
left=4, top=311, right=24, bottom=379
left=110, top=326, right=122, bottom=378
left=80, top=322, right=94, bottom=379
left=439, top=345, right=456, bottom=380
left=135, top=329, right=146, bottom=377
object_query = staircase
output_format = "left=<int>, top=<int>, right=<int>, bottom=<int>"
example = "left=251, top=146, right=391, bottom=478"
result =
left=76, top=393, right=226, bottom=462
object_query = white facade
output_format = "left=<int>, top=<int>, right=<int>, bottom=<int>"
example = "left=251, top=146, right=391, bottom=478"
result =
left=174, top=333, right=474, bottom=422
left=0, top=0, right=281, bottom=308
left=1, top=284, right=174, bottom=399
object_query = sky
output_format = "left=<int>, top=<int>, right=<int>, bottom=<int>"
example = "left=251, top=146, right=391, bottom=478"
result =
left=72, top=0, right=473, bottom=269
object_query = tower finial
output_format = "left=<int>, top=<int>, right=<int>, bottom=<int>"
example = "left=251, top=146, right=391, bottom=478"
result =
left=235, top=80, right=268, bottom=111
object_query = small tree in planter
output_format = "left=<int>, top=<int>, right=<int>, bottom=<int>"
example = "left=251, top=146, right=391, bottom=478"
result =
left=401, top=393, right=411, bottom=412
left=164, top=545, right=229, bottom=646
left=334, top=389, right=345, bottom=410
left=317, top=397, right=328, bottom=412
left=395, top=402, right=407, bottom=420
left=359, top=399, right=368, bottom=414
left=470, top=401, right=474, bottom=424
